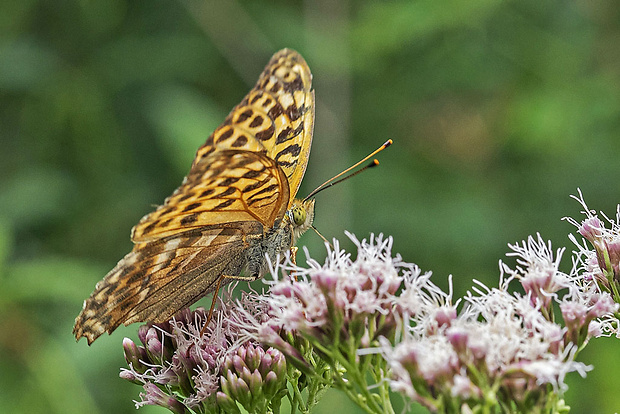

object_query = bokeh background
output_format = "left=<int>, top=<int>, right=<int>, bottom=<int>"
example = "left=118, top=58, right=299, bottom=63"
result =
left=2, top=0, right=620, bottom=413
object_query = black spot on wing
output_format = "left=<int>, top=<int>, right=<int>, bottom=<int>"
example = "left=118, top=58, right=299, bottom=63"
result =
left=247, top=194, right=277, bottom=206
left=159, top=218, right=173, bottom=228
left=217, top=187, right=236, bottom=198
left=212, top=199, right=235, bottom=210
left=183, top=202, right=202, bottom=212
left=255, top=125, right=274, bottom=141
left=248, top=184, right=279, bottom=201
left=236, top=109, right=253, bottom=123
left=268, top=103, right=284, bottom=119
left=242, top=177, right=271, bottom=193
left=285, top=104, right=301, bottom=121
left=231, top=136, right=248, bottom=147
left=178, top=193, right=194, bottom=202
left=276, top=122, right=304, bottom=145
left=141, top=221, right=157, bottom=235
left=275, top=143, right=301, bottom=167
left=219, top=177, right=240, bottom=186
left=249, top=115, right=264, bottom=128
left=276, top=127, right=292, bottom=144
left=218, top=127, right=234, bottom=141
left=180, top=214, right=198, bottom=225
left=243, top=170, right=262, bottom=179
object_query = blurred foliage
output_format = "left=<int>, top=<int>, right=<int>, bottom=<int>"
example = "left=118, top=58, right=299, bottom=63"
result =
left=1, top=0, right=619, bottom=413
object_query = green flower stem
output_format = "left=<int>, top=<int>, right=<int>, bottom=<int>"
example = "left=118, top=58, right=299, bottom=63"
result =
left=271, top=392, right=282, bottom=414
left=330, top=371, right=379, bottom=414
left=610, top=280, right=620, bottom=305
left=283, top=344, right=333, bottom=414
left=286, top=368, right=305, bottom=414
left=368, top=355, right=395, bottom=414
left=344, top=335, right=394, bottom=414
left=597, top=243, right=620, bottom=303
left=540, top=304, right=554, bottom=324
left=324, top=338, right=392, bottom=414
left=309, top=360, right=330, bottom=403
left=306, top=339, right=376, bottom=413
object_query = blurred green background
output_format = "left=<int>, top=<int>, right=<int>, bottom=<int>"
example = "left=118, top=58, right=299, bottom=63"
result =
left=2, top=0, right=620, bottom=413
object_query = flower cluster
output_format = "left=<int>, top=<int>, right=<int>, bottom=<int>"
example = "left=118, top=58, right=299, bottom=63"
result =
left=216, top=344, right=287, bottom=414
left=379, top=193, right=620, bottom=412
left=381, top=234, right=606, bottom=412
left=118, top=192, right=620, bottom=414
left=119, top=290, right=289, bottom=414
left=261, top=233, right=406, bottom=345
left=566, top=189, right=620, bottom=316
left=235, top=233, right=415, bottom=412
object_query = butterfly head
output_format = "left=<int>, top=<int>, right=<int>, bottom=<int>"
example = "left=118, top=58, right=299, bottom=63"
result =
left=287, top=198, right=315, bottom=242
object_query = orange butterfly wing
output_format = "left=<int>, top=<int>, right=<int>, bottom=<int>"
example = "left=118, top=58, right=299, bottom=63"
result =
left=130, top=149, right=290, bottom=242
left=73, top=151, right=286, bottom=343
left=132, top=49, right=314, bottom=243
left=195, top=48, right=314, bottom=199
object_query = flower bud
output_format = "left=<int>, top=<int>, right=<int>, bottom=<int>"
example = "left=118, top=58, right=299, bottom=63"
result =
left=245, top=344, right=262, bottom=372
left=119, top=369, right=139, bottom=383
left=578, top=217, right=604, bottom=243
left=122, top=337, right=148, bottom=374
left=216, top=391, right=241, bottom=414
left=446, top=327, right=469, bottom=355
left=141, top=383, right=187, bottom=414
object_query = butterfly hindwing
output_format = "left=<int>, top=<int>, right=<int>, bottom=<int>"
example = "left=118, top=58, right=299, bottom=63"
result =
left=74, top=151, right=289, bottom=344
left=73, top=222, right=263, bottom=344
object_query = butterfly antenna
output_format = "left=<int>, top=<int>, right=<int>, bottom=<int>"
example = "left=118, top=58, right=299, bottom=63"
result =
left=304, top=139, right=392, bottom=201
left=309, top=159, right=381, bottom=199
left=311, top=225, right=332, bottom=248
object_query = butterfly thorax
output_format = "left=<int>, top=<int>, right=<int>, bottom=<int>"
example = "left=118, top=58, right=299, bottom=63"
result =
left=243, top=198, right=315, bottom=278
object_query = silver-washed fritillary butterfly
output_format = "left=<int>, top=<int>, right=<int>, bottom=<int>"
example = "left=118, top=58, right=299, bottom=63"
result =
left=74, top=49, right=316, bottom=344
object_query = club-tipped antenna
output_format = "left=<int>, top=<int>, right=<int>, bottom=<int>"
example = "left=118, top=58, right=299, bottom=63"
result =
left=305, top=159, right=379, bottom=200
left=303, top=139, right=392, bottom=201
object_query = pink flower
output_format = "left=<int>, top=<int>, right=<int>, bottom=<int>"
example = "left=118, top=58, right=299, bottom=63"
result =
left=120, top=286, right=290, bottom=413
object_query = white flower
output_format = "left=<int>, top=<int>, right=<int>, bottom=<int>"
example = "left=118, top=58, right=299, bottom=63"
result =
left=518, top=345, right=591, bottom=392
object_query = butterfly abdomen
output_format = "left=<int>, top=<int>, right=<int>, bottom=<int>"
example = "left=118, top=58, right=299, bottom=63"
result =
left=243, top=218, right=293, bottom=279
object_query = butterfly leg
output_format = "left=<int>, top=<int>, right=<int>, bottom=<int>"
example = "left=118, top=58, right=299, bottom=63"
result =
left=200, top=273, right=261, bottom=336
left=289, top=246, right=302, bottom=281
left=290, top=246, right=298, bottom=265
left=201, top=276, right=224, bottom=336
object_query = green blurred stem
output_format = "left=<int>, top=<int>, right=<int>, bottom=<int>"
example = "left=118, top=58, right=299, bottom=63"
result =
left=286, top=368, right=304, bottom=414
left=312, top=336, right=393, bottom=414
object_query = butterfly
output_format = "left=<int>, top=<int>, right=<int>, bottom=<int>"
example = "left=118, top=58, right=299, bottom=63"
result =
left=73, top=49, right=316, bottom=344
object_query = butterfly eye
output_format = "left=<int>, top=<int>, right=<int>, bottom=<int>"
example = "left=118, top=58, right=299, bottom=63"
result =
left=291, top=206, right=306, bottom=226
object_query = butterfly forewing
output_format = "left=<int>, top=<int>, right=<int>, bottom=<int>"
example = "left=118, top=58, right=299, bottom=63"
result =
left=194, top=48, right=314, bottom=201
